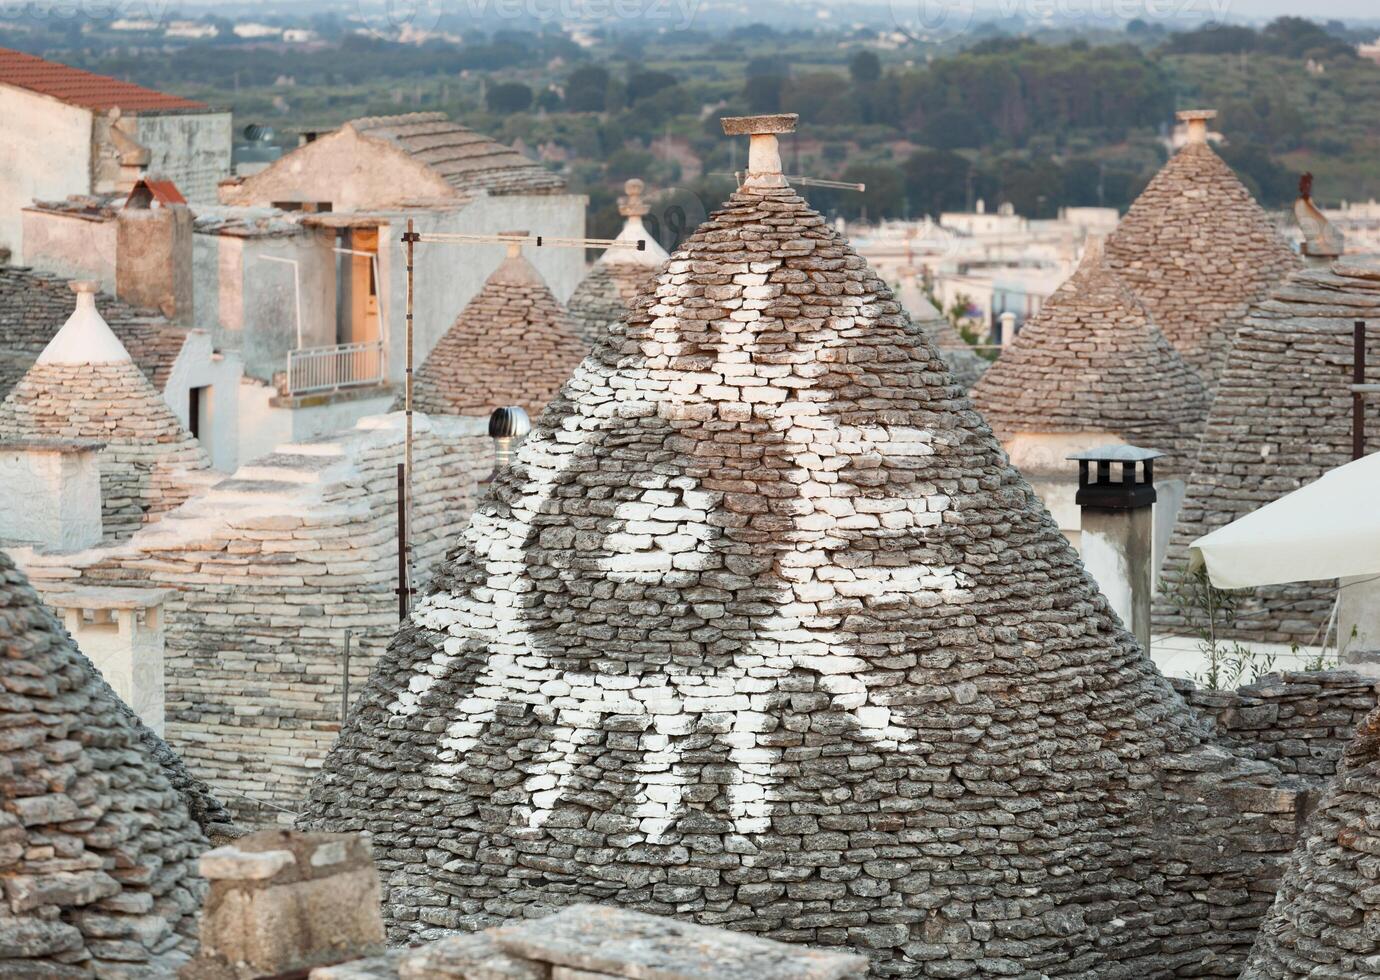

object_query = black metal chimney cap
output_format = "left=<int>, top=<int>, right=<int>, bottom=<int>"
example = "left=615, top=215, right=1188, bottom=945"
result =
left=488, top=405, right=531, bottom=439
left=1068, top=445, right=1162, bottom=510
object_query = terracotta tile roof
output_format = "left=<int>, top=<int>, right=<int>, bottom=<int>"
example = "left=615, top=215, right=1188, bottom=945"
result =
left=0, top=46, right=206, bottom=111
left=126, top=177, right=187, bottom=207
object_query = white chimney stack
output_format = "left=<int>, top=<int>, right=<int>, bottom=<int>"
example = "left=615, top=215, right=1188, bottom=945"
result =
left=1070, top=446, right=1162, bottom=653
left=1177, top=108, right=1217, bottom=146
left=721, top=114, right=797, bottom=190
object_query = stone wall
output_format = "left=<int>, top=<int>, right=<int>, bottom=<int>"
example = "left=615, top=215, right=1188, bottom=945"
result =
left=1172, top=670, right=1380, bottom=783
left=19, top=414, right=491, bottom=825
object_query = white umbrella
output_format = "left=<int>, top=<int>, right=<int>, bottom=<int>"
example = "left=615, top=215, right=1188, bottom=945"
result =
left=1190, top=452, right=1380, bottom=590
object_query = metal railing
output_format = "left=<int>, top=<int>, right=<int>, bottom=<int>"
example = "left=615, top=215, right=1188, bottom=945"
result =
left=285, top=340, right=385, bottom=396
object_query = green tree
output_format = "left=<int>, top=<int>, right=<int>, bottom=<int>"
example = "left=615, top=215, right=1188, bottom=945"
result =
left=849, top=50, right=881, bottom=85
left=744, top=74, right=784, bottom=114
left=903, top=149, right=972, bottom=217
left=566, top=65, right=611, bottom=112
left=486, top=82, right=532, bottom=114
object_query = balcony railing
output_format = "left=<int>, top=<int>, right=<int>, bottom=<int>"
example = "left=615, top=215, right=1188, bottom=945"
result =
left=285, top=341, right=385, bottom=397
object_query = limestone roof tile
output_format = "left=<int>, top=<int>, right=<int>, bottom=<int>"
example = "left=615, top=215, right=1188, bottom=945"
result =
left=1104, top=141, right=1301, bottom=387
left=405, top=250, right=585, bottom=418
left=349, top=112, right=566, bottom=197
left=970, top=246, right=1209, bottom=464
left=1157, top=257, right=1380, bottom=645
left=0, top=548, right=208, bottom=974
left=0, top=267, right=188, bottom=399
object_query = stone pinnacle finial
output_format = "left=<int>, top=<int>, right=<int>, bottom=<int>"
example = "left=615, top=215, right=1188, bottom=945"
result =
left=71, top=280, right=99, bottom=306
left=499, top=231, right=529, bottom=259
left=619, top=179, right=650, bottom=218
left=721, top=113, right=798, bottom=190
left=1177, top=108, right=1217, bottom=145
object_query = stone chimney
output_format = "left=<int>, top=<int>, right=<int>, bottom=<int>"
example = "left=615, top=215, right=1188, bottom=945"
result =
left=1294, top=172, right=1345, bottom=265
left=183, top=830, right=385, bottom=978
left=107, top=110, right=152, bottom=193
left=1070, top=445, right=1162, bottom=652
left=1177, top=108, right=1217, bottom=146
left=45, top=586, right=172, bottom=734
left=499, top=230, right=528, bottom=260
left=0, top=437, right=104, bottom=550
left=721, top=113, right=797, bottom=189
left=116, top=178, right=194, bottom=323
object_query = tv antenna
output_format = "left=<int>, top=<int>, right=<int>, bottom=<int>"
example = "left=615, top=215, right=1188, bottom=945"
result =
left=394, top=223, right=646, bottom=616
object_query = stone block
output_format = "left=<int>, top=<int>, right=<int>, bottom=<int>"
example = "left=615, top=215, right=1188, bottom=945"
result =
left=491, top=904, right=868, bottom=979
left=183, top=830, right=384, bottom=979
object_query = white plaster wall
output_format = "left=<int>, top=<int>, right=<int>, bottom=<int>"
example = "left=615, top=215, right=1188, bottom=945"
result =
left=1340, top=575, right=1380, bottom=665
left=0, top=448, right=103, bottom=550
left=1152, top=634, right=1330, bottom=681
left=20, top=210, right=117, bottom=289
left=129, top=111, right=233, bottom=204
left=59, top=606, right=166, bottom=734
left=162, top=331, right=244, bottom=472
left=237, top=377, right=396, bottom=465
left=194, top=229, right=336, bottom=383
left=0, top=86, right=93, bottom=264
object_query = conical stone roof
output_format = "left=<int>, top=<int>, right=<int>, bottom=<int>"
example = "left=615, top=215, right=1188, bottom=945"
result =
left=0, top=548, right=208, bottom=975
left=305, top=116, right=1287, bottom=976
left=1104, top=111, right=1300, bottom=388
left=1242, top=707, right=1380, bottom=978
left=406, top=243, right=586, bottom=418
left=1155, top=258, right=1380, bottom=645
left=970, top=243, right=1209, bottom=467
left=0, top=282, right=211, bottom=542
left=568, top=179, right=671, bottom=348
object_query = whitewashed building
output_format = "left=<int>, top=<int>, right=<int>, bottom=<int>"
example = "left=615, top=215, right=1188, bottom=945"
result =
left=0, top=46, right=231, bottom=263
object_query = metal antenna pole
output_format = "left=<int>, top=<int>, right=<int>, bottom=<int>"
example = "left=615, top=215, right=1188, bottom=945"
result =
left=396, top=463, right=408, bottom=620
left=341, top=630, right=352, bottom=723
left=1355, top=321, right=1368, bottom=461
left=400, top=218, right=420, bottom=618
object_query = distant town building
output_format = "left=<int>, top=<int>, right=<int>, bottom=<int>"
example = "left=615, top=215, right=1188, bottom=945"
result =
left=0, top=47, right=231, bottom=263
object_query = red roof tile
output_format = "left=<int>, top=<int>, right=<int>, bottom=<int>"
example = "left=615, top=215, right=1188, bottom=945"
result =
left=126, top=178, right=187, bottom=207
left=0, top=47, right=207, bottom=111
